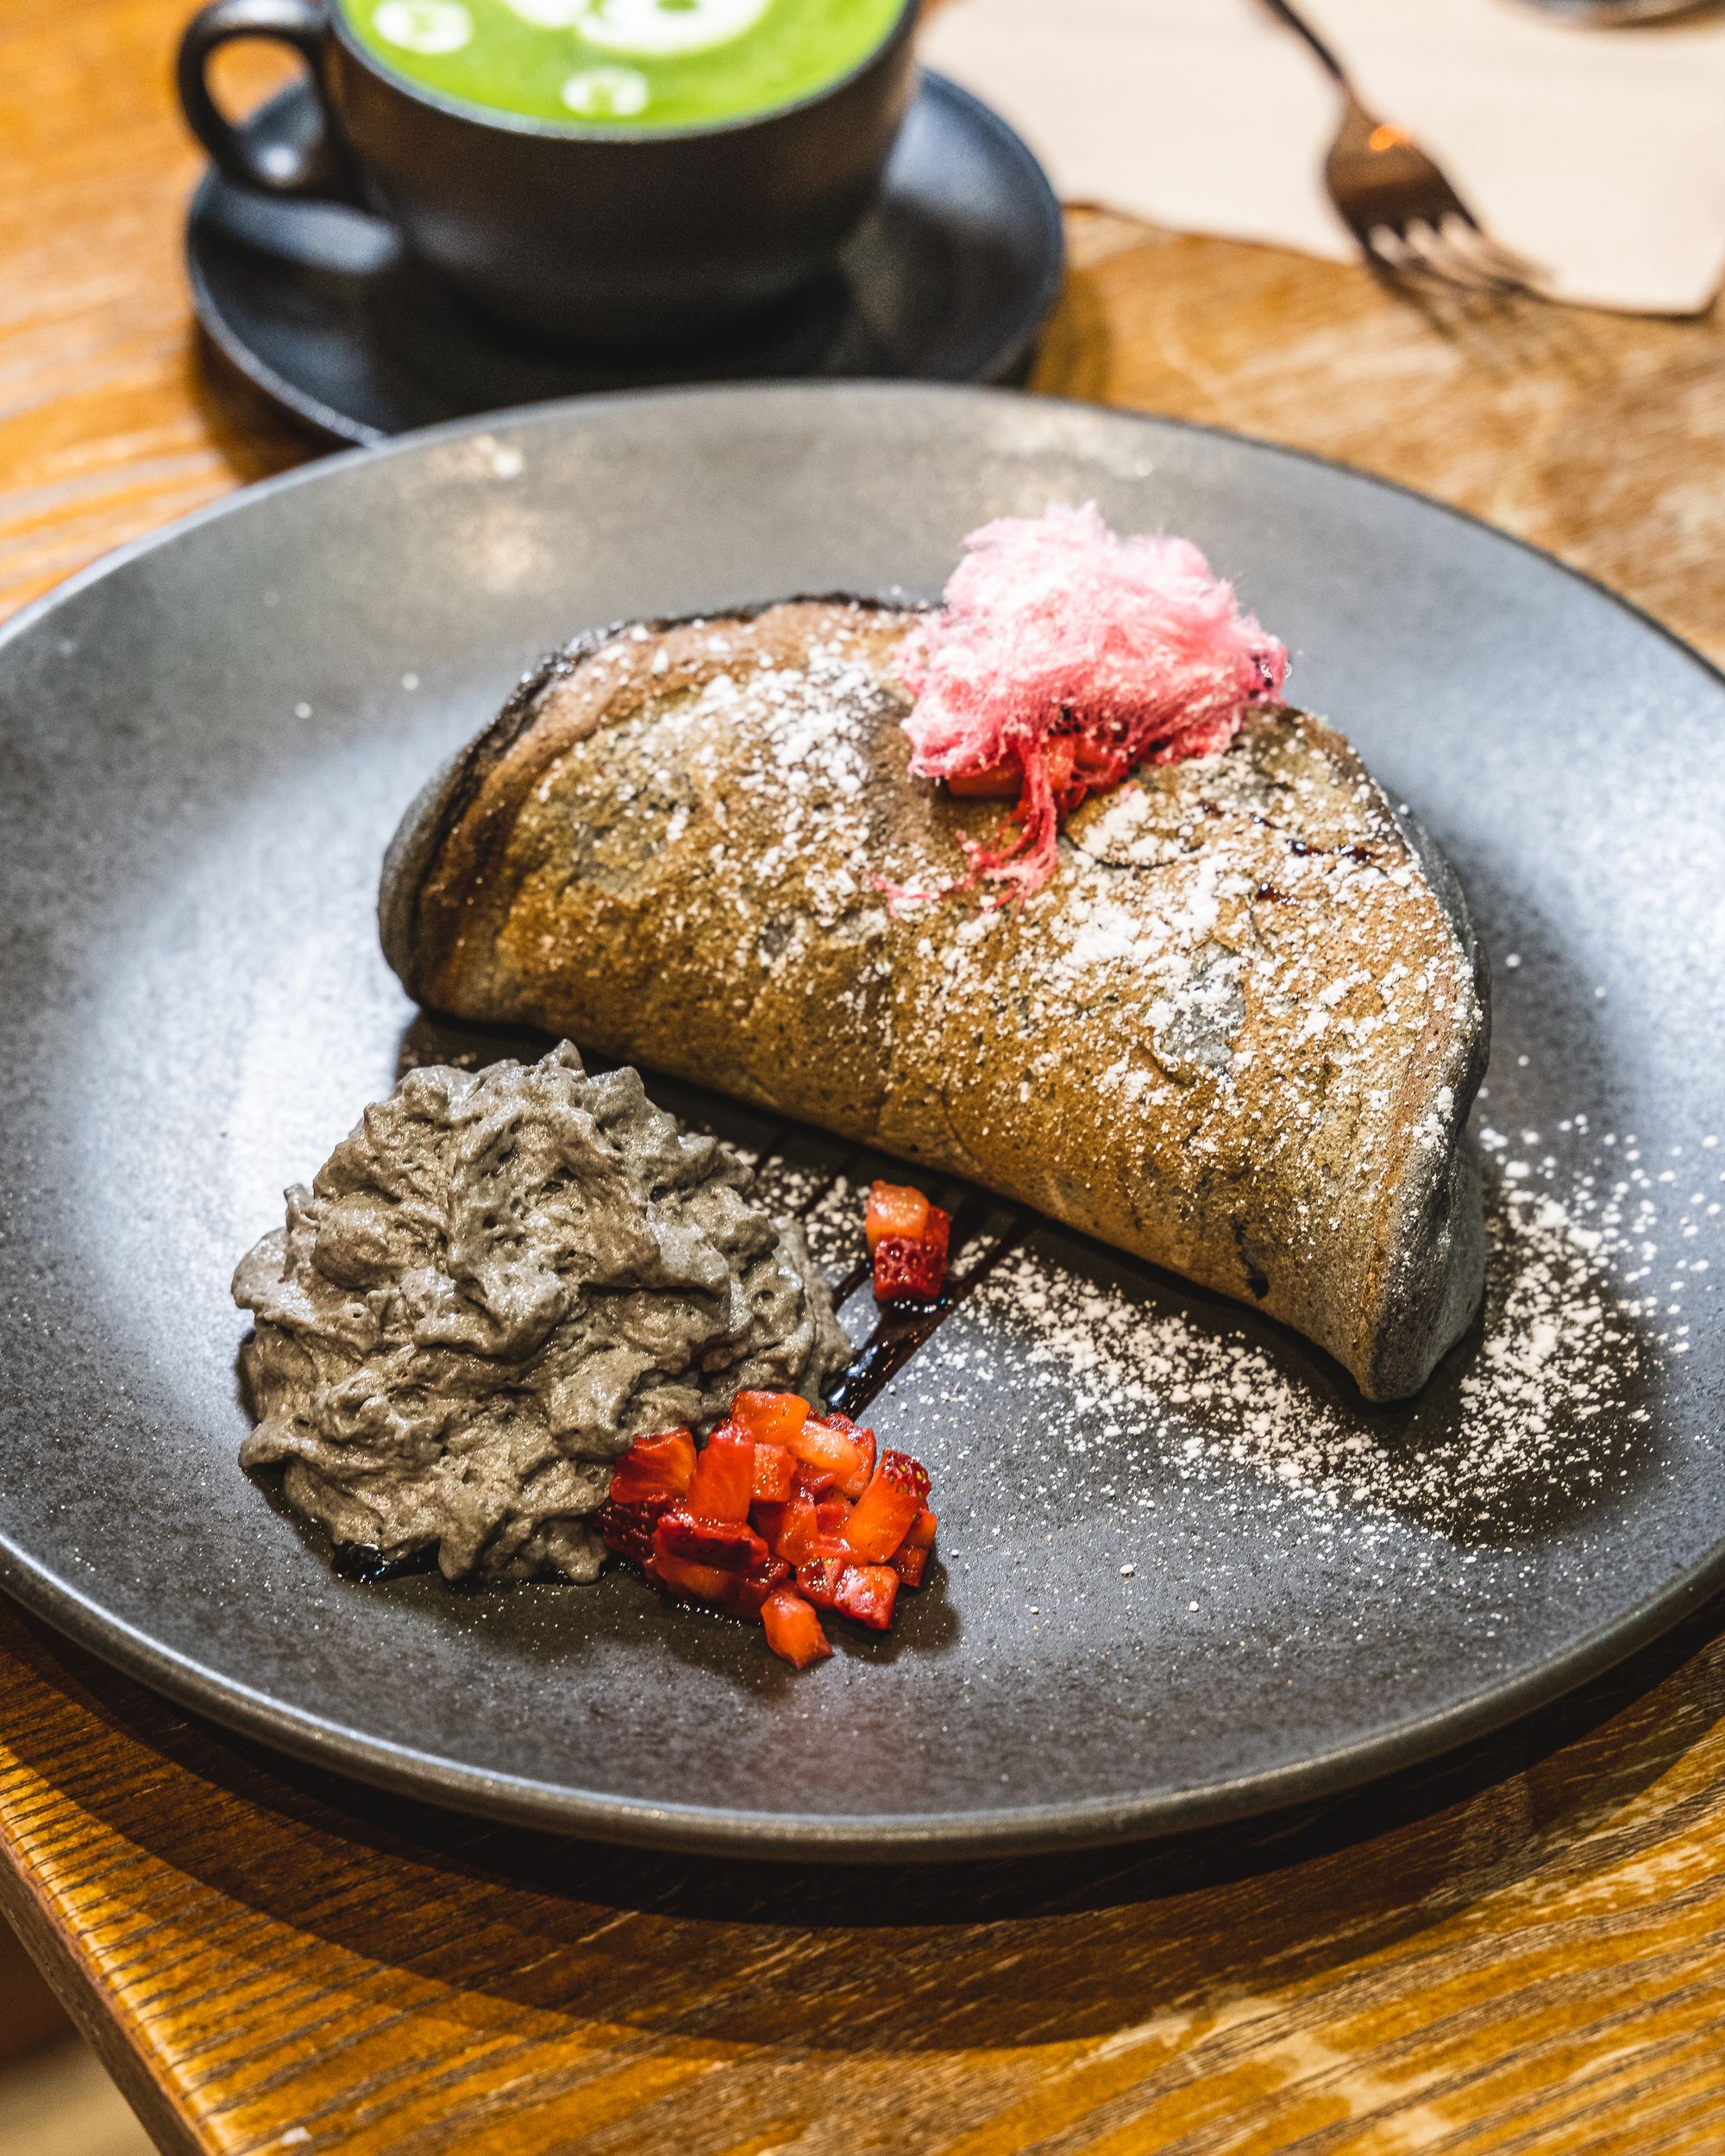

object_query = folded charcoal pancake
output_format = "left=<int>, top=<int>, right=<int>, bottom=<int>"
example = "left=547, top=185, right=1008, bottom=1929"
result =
left=380, top=599, right=1490, bottom=1401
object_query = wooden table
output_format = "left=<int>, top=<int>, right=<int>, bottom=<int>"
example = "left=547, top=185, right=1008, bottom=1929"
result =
left=7, top=3, right=1725, bottom=2150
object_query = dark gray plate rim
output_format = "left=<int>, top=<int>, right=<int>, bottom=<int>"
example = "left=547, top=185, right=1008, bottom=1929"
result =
left=3, top=380, right=1722, bottom=1861
left=185, top=71, right=1066, bottom=449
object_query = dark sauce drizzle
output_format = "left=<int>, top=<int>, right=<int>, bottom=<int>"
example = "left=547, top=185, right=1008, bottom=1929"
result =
left=827, top=1196, right=1032, bottom=1420
left=331, top=1542, right=439, bottom=1586
left=831, top=1257, right=874, bottom=1306
left=1227, top=805, right=1377, bottom=871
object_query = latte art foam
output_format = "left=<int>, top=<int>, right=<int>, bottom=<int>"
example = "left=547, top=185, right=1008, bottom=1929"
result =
left=348, top=0, right=903, bottom=128
left=573, top=0, right=772, bottom=59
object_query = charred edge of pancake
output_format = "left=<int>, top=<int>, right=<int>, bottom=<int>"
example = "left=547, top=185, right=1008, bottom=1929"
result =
left=1360, top=803, right=1493, bottom=1401
left=378, top=594, right=915, bottom=1006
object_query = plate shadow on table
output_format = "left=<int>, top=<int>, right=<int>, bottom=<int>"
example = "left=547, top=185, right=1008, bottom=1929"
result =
left=182, top=333, right=314, bottom=489
left=7, top=1580, right=1722, bottom=2056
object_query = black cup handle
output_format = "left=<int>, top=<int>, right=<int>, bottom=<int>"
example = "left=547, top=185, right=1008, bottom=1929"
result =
left=177, top=0, right=352, bottom=197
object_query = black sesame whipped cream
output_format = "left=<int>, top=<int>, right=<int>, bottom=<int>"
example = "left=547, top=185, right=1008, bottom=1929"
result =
left=233, top=1044, right=848, bottom=1582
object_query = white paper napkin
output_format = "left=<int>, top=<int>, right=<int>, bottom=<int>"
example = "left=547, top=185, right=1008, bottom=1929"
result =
left=922, top=0, right=1725, bottom=314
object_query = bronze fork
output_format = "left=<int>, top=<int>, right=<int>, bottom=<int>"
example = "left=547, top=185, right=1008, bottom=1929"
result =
left=1258, top=0, right=1545, bottom=295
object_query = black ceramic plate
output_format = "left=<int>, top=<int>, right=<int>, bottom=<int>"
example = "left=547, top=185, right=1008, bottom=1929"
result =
left=2, top=385, right=1722, bottom=1859
left=186, top=72, right=1064, bottom=447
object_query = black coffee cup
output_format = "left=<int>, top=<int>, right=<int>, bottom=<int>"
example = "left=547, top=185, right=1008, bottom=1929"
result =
left=178, top=0, right=919, bottom=352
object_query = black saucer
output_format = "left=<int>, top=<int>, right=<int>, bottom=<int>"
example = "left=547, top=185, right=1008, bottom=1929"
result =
left=187, top=72, right=1065, bottom=447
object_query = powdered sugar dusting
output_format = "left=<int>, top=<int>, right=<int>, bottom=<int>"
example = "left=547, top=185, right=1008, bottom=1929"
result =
left=674, top=635, right=899, bottom=953
left=900, top=1137, right=1697, bottom=1551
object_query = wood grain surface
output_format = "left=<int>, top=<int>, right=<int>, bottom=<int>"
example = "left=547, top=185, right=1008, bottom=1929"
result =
left=5, top=2, right=1725, bottom=2151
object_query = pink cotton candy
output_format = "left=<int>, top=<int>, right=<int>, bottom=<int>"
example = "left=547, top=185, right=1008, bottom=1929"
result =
left=895, top=503, right=1288, bottom=900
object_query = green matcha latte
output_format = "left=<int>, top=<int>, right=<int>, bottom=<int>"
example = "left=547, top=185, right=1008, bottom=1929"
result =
left=342, top=0, right=906, bottom=128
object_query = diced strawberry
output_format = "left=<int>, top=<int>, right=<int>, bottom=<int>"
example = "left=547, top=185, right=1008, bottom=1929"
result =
left=731, top=1390, right=812, bottom=1448
left=844, top=1450, right=932, bottom=1562
left=762, top=1587, right=832, bottom=1667
left=789, top=1413, right=874, bottom=1497
left=873, top=1217, right=950, bottom=1304
left=815, top=1493, right=854, bottom=1541
left=768, top=1492, right=820, bottom=1564
left=841, top=1428, right=875, bottom=1500
left=605, top=1402, right=936, bottom=1664
left=865, top=1183, right=950, bottom=1302
left=608, top=1426, right=697, bottom=1506
left=652, top=1508, right=767, bottom=1573
left=795, top=1553, right=849, bottom=1609
left=649, top=1551, right=737, bottom=1603
left=866, top=1180, right=932, bottom=1252
left=750, top=1442, right=795, bottom=1504
left=687, top=1426, right=754, bottom=1522
left=723, top=1556, right=791, bottom=1621
left=833, top=1564, right=900, bottom=1631
left=596, top=1496, right=673, bottom=1565
left=892, top=1544, right=928, bottom=1589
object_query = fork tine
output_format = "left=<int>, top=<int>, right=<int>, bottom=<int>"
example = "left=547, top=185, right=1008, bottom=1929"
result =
left=1399, top=217, right=1504, bottom=293
left=1433, top=214, right=1532, bottom=293
left=1451, top=217, right=1548, bottom=291
left=1364, top=222, right=1422, bottom=278
left=1365, top=222, right=1466, bottom=291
